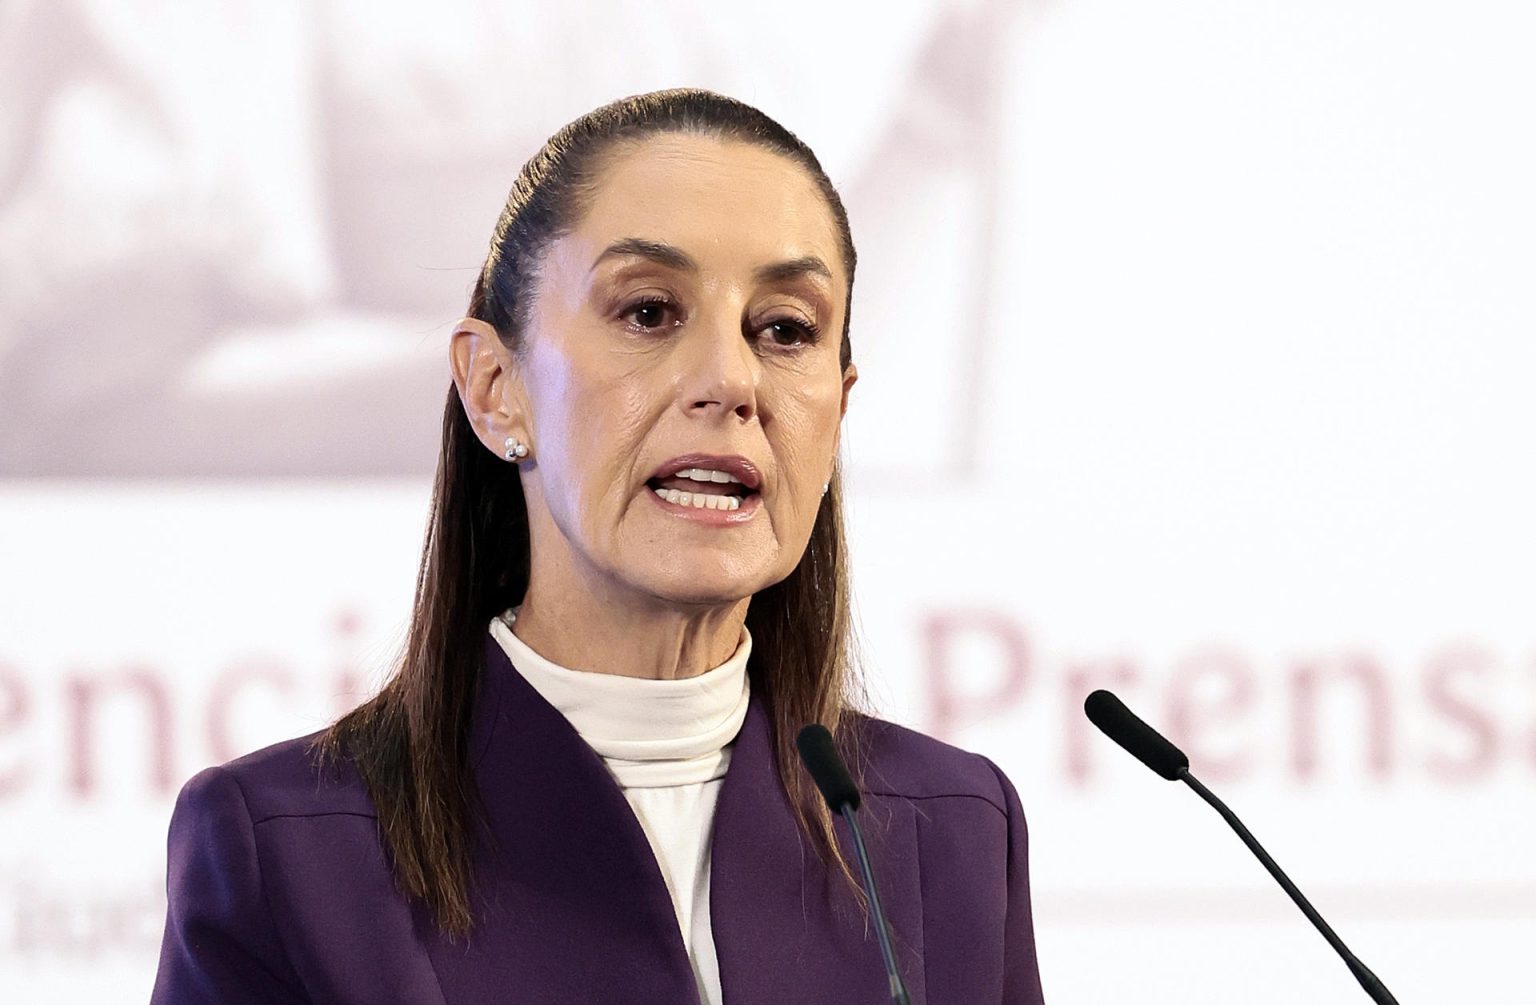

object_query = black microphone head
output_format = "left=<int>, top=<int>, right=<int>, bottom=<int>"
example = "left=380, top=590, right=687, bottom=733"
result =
left=795, top=724, right=861, bottom=812
left=1084, top=689, right=1190, bottom=780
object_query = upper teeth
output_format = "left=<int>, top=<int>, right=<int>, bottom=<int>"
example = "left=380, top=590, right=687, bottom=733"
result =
left=675, top=468, right=742, bottom=484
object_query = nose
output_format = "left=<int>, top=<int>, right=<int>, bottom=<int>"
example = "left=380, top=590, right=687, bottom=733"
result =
left=679, top=310, right=759, bottom=423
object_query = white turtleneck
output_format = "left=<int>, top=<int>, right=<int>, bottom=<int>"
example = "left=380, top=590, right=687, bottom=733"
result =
left=488, top=609, right=750, bottom=1005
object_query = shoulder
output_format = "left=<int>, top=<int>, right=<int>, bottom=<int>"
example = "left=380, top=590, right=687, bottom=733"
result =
left=175, top=728, right=378, bottom=827
left=842, top=725, right=1045, bottom=1000
left=845, top=711, right=1016, bottom=820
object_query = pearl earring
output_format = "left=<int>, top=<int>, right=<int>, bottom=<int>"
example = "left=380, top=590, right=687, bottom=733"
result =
left=822, top=481, right=830, bottom=496
left=503, top=436, right=529, bottom=461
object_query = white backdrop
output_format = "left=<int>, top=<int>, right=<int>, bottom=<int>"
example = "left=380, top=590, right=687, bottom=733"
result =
left=2, top=1, right=1534, bottom=1001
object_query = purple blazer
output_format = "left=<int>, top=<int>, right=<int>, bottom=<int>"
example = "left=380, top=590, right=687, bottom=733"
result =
left=152, top=630, right=1047, bottom=1003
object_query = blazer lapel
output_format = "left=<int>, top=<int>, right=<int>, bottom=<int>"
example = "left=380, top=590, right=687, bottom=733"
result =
left=419, top=630, right=701, bottom=1004
left=709, top=692, right=928, bottom=1004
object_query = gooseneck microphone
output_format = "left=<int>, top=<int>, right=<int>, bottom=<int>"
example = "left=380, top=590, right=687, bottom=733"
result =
left=1084, top=689, right=1400, bottom=1005
left=795, top=724, right=911, bottom=1005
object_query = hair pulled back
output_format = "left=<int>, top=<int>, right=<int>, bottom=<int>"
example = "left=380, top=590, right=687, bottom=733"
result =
left=319, top=88, right=864, bottom=939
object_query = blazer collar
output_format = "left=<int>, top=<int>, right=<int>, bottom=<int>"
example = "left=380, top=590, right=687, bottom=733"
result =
left=417, top=628, right=920, bottom=1004
left=708, top=670, right=926, bottom=1004
left=420, top=629, right=699, bottom=1003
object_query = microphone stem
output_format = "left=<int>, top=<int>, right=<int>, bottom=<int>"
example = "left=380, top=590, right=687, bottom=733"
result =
left=840, top=804, right=911, bottom=1005
left=1177, top=768, right=1399, bottom=1005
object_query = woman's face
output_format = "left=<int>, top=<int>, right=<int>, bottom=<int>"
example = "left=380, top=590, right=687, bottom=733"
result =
left=501, top=134, right=855, bottom=609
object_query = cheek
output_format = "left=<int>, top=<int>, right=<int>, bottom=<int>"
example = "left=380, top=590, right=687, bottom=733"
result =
left=768, top=373, right=845, bottom=481
left=528, top=344, right=662, bottom=514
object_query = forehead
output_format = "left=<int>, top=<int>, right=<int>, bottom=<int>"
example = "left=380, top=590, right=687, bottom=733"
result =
left=566, top=133, right=846, bottom=284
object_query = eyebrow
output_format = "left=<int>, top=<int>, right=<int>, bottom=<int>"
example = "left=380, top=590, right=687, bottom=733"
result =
left=590, top=238, right=834, bottom=285
left=590, top=238, right=697, bottom=274
left=753, top=255, right=833, bottom=285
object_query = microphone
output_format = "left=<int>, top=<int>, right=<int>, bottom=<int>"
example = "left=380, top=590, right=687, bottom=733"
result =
left=795, top=724, right=911, bottom=1005
left=1084, top=689, right=1400, bottom=1005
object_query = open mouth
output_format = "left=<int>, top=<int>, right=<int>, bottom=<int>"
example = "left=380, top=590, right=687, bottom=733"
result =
left=645, top=467, right=758, bottom=512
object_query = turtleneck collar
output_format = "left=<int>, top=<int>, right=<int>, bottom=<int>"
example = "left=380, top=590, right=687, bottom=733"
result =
left=488, top=608, right=752, bottom=788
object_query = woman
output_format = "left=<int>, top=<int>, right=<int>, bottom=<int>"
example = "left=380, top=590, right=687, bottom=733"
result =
left=151, top=89, right=1046, bottom=1005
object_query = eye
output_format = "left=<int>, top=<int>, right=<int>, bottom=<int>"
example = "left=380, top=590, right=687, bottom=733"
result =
left=758, top=317, right=822, bottom=348
left=621, top=296, right=680, bottom=332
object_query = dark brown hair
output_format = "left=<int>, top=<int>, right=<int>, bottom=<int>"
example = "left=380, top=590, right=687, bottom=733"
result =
left=316, top=88, right=865, bottom=939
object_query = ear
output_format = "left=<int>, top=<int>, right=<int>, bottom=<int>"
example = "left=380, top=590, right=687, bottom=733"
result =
left=839, top=362, right=858, bottom=418
left=449, top=317, right=532, bottom=458
left=831, top=361, right=858, bottom=459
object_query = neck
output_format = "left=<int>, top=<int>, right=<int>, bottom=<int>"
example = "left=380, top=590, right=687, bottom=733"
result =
left=513, top=586, right=748, bottom=681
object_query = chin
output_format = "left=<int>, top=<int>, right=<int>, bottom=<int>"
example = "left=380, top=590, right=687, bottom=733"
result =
left=634, top=552, right=780, bottom=608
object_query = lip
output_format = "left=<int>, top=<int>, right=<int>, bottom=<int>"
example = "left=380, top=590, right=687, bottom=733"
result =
left=647, top=453, right=762, bottom=490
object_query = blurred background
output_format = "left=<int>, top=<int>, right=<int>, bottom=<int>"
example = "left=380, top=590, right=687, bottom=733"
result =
left=2, top=0, right=1533, bottom=1000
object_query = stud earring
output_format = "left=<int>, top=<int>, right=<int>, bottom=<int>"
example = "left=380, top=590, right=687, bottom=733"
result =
left=822, top=481, right=830, bottom=496
left=504, top=436, right=529, bottom=461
